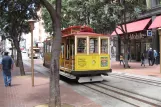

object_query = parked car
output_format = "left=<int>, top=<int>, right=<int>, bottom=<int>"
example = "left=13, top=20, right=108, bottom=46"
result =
left=22, top=50, right=27, bottom=53
left=28, top=47, right=40, bottom=59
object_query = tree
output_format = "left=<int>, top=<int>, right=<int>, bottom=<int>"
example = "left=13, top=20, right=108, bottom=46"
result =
left=40, top=0, right=62, bottom=106
left=106, top=0, right=146, bottom=68
left=42, top=0, right=116, bottom=34
left=0, top=0, right=40, bottom=75
left=40, top=0, right=145, bottom=106
left=1, top=0, right=62, bottom=106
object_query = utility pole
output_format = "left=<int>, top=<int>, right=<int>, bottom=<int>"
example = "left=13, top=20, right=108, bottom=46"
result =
left=28, top=20, right=36, bottom=87
left=158, top=28, right=161, bottom=73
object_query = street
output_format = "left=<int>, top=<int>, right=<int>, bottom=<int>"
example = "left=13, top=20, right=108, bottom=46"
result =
left=1, top=1, right=161, bottom=107
left=22, top=53, right=161, bottom=107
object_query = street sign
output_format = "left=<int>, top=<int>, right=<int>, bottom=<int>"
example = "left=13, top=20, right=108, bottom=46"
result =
left=147, top=30, right=152, bottom=36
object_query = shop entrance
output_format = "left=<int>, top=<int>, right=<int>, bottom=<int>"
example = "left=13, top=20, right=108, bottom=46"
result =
left=136, top=42, right=141, bottom=61
left=141, top=42, right=152, bottom=58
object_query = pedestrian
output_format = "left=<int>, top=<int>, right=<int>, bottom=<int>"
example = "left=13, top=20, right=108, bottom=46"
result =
left=141, top=53, right=145, bottom=67
left=128, top=52, right=130, bottom=61
left=0, top=52, right=14, bottom=87
left=120, top=53, right=124, bottom=66
left=148, top=48, right=153, bottom=66
left=152, top=50, right=158, bottom=65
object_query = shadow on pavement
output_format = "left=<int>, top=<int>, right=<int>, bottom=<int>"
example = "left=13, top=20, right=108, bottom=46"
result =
left=35, top=82, right=49, bottom=87
left=11, top=84, right=21, bottom=87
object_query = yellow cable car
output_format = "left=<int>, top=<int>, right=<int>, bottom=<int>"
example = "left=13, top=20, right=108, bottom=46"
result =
left=43, top=26, right=112, bottom=83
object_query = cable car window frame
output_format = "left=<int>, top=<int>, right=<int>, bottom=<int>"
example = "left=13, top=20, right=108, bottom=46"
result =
left=77, top=37, right=87, bottom=54
left=61, top=43, right=64, bottom=59
left=101, top=38, right=109, bottom=54
left=89, top=37, right=98, bottom=54
left=43, top=41, right=46, bottom=53
left=66, top=39, right=70, bottom=60
left=69, top=39, right=74, bottom=56
left=47, top=40, right=51, bottom=53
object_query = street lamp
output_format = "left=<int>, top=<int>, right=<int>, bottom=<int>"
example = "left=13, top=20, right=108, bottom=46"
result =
left=28, top=19, right=36, bottom=87
left=158, top=27, right=161, bottom=73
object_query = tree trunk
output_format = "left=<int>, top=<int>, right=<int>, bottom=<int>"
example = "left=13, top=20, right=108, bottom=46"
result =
left=49, top=2, right=62, bottom=107
left=124, top=43, right=129, bottom=68
left=49, top=32, right=62, bottom=107
left=16, top=50, right=19, bottom=67
left=18, top=48, right=25, bottom=76
left=13, top=39, right=25, bottom=76
left=11, top=42, right=14, bottom=59
left=40, top=0, right=62, bottom=107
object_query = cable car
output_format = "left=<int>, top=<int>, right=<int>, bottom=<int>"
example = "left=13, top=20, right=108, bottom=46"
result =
left=43, top=26, right=112, bottom=83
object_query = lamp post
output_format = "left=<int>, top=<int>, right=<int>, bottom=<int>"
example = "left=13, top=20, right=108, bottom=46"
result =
left=158, top=28, right=161, bottom=73
left=28, top=20, right=36, bottom=87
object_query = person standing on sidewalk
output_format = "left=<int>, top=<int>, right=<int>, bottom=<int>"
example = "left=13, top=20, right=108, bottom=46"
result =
left=152, top=50, right=158, bottom=65
left=148, top=48, right=153, bottom=66
left=0, top=52, right=14, bottom=87
left=141, top=53, right=145, bottom=67
left=120, top=53, right=124, bottom=66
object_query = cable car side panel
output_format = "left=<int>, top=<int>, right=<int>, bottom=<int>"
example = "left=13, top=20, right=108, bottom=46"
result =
left=75, top=54, right=110, bottom=71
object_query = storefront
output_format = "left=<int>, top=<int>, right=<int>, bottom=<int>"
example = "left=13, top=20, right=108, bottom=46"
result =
left=111, top=17, right=160, bottom=61
left=123, top=32, right=153, bottom=61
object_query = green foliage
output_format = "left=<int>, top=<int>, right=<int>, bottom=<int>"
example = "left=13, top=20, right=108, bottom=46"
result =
left=106, top=0, right=146, bottom=31
left=0, top=0, right=40, bottom=40
left=41, top=0, right=146, bottom=35
left=42, top=7, right=53, bottom=34
left=42, top=0, right=115, bottom=34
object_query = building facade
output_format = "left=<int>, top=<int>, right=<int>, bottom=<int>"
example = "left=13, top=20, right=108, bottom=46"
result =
left=22, top=8, right=49, bottom=51
left=111, top=0, right=161, bottom=62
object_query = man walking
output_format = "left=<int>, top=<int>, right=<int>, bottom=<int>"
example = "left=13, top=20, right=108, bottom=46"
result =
left=148, top=48, right=153, bottom=66
left=152, top=50, right=158, bottom=65
left=0, top=52, right=13, bottom=87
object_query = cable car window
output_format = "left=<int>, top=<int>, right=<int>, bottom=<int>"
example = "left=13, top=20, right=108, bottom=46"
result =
left=47, top=41, right=51, bottom=53
left=77, top=38, right=87, bottom=53
left=66, top=38, right=74, bottom=60
left=50, top=42, right=52, bottom=52
left=43, top=42, right=46, bottom=53
left=101, top=39, right=108, bottom=53
left=70, top=39, right=74, bottom=56
left=47, top=42, right=49, bottom=53
left=89, top=38, right=98, bottom=53
left=66, top=39, right=70, bottom=60
left=61, top=43, right=64, bottom=58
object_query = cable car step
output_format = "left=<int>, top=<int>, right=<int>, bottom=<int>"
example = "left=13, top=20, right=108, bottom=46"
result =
left=59, top=71, right=76, bottom=79
left=78, top=76, right=103, bottom=83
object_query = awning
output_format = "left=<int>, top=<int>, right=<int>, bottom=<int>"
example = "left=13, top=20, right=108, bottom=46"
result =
left=149, top=15, right=161, bottom=29
left=111, top=18, right=151, bottom=35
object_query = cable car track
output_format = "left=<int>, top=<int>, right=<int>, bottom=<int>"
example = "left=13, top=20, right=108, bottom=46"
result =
left=83, top=84, right=139, bottom=107
left=109, top=73, right=161, bottom=87
left=83, top=83, right=161, bottom=107
left=100, top=82, right=161, bottom=102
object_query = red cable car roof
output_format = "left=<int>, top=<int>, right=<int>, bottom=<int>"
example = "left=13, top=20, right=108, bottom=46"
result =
left=63, top=32, right=108, bottom=37
left=62, top=25, right=93, bottom=33
left=44, top=26, right=110, bottom=42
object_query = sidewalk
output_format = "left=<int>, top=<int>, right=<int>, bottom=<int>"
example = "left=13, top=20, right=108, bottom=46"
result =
left=111, top=61, right=161, bottom=78
left=0, top=64, right=101, bottom=107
